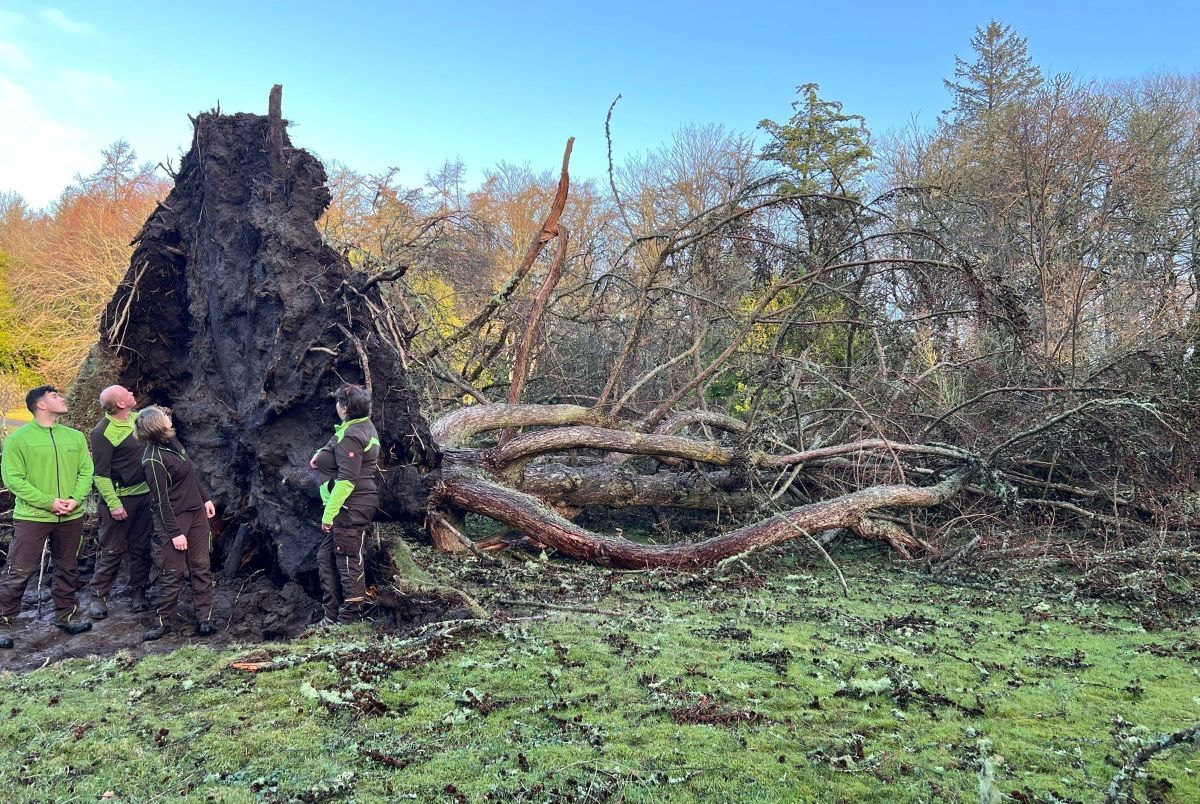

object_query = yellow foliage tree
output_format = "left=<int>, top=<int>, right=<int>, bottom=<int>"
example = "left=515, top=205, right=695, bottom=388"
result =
left=1, top=142, right=167, bottom=387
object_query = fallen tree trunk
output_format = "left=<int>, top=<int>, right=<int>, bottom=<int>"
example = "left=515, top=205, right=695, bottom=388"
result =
left=519, top=464, right=753, bottom=511
left=437, top=465, right=971, bottom=570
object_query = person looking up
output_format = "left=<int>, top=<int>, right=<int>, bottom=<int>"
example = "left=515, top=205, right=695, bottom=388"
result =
left=136, top=406, right=217, bottom=642
left=87, top=385, right=154, bottom=618
left=307, top=384, right=380, bottom=626
left=0, top=385, right=95, bottom=649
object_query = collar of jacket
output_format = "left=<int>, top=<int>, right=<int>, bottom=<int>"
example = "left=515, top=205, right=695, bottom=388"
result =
left=104, top=410, right=138, bottom=431
left=334, top=416, right=369, bottom=439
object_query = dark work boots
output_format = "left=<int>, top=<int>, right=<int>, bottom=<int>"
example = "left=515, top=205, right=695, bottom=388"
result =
left=86, top=597, right=108, bottom=620
left=52, top=618, right=93, bottom=636
left=143, top=625, right=169, bottom=642
left=129, top=590, right=149, bottom=613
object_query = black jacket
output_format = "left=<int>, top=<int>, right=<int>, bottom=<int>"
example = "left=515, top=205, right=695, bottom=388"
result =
left=91, top=413, right=149, bottom=508
left=311, top=416, right=380, bottom=524
left=142, top=438, right=210, bottom=538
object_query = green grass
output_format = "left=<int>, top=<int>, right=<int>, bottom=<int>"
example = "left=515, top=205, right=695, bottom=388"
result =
left=0, top=547, right=1197, bottom=802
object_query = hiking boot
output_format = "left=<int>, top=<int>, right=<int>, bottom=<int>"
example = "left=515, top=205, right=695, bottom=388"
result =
left=337, top=600, right=363, bottom=625
left=143, top=625, right=169, bottom=642
left=197, top=622, right=217, bottom=637
left=52, top=619, right=93, bottom=636
left=129, top=590, right=148, bottom=613
left=86, top=597, right=108, bottom=620
left=314, top=617, right=336, bottom=629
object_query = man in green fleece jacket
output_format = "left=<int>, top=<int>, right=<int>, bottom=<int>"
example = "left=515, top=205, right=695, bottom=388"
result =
left=0, top=385, right=95, bottom=649
left=86, top=385, right=153, bottom=619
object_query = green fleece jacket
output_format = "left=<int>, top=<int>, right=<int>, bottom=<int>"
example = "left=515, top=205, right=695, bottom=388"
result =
left=1, top=420, right=94, bottom=522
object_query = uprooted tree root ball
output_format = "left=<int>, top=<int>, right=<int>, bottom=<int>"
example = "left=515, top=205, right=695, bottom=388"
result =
left=86, top=88, right=438, bottom=594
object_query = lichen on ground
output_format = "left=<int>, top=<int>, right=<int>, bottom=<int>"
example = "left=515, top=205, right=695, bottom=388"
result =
left=0, top=542, right=1196, bottom=802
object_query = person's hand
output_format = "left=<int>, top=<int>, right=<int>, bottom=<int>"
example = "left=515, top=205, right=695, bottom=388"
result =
left=172, top=535, right=188, bottom=551
left=321, top=522, right=332, bottom=533
left=52, top=498, right=78, bottom=515
left=309, top=454, right=319, bottom=469
left=204, top=500, right=216, bottom=518
left=111, top=506, right=128, bottom=521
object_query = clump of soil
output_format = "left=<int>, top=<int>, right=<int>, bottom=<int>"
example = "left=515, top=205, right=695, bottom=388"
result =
left=89, top=87, right=437, bottom=584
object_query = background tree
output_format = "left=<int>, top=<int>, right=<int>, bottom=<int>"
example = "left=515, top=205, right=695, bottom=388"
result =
left=0, top=143, right=167, bottom=388
left=943, top=20, right=1043, bottom=128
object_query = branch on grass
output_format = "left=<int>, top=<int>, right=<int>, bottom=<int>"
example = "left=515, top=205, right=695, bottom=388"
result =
left=1104, top=723, right=1199, bottom=803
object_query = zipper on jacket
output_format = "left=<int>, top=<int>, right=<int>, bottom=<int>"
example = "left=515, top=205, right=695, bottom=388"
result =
left=49, top=425, right=62, bottom=521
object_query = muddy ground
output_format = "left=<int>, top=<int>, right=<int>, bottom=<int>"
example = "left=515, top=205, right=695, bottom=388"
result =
left=0, top=532, right=480, bottom=674
left=0, top=566, right=321, bottom=673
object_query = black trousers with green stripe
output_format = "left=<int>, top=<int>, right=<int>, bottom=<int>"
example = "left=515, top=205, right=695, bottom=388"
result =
left=154, top=508, right=213, bottom=626
left=90, top=492, right=154, bottom=600
left=317, top=495, right=377, bottom=623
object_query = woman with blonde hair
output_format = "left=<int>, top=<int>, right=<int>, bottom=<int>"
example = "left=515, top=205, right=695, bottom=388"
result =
left=136, top=406, right=217, bottom=641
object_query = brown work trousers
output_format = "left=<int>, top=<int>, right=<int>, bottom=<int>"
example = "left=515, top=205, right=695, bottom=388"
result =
left=153, top=508, right=214, bottom=627
left=317, top=494, right=376, bottom=623
left=90, top=493, right=154, bottom=600
left=0, top=518, right=86, bottom=622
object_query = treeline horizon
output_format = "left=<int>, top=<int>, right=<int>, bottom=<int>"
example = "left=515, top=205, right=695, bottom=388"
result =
left=1, top=18, right=1198, bottom=573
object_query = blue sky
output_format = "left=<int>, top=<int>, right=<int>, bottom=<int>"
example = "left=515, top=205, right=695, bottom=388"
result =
left=1, top=1, right=1198, bottom=209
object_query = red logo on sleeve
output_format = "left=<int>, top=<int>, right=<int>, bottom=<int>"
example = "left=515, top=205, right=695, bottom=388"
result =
left=349, top=451, right=356, bottom=458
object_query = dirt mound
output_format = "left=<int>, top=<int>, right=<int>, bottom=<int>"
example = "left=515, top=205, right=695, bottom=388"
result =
left=90, top=87, right=437, bottom=582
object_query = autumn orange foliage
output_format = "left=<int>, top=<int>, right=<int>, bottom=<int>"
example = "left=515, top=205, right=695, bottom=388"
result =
left=0, top=142, right=168, bottom=394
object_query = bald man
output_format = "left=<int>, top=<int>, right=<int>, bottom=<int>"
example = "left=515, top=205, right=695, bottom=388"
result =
left=86, top=385, right=154, bottom=618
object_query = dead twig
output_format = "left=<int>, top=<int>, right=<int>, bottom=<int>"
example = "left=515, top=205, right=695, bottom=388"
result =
left=1104, top=723, right=1199, bottom=803
left=496, top=599, right=625, bottom=617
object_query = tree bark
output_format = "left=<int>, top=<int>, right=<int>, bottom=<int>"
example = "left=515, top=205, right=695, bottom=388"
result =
left=438, top=467, right=969, bottom=570
left=519, top=463, right=753, bottom=511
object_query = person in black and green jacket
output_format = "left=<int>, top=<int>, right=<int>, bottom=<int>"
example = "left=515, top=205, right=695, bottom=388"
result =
left=86, top=385, right=154, bottom=618
left=0, top=385, right=95, bottom=649
left=136, top=406, right=218, bottom=642
left=308, top=384, right=380, bottom=625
